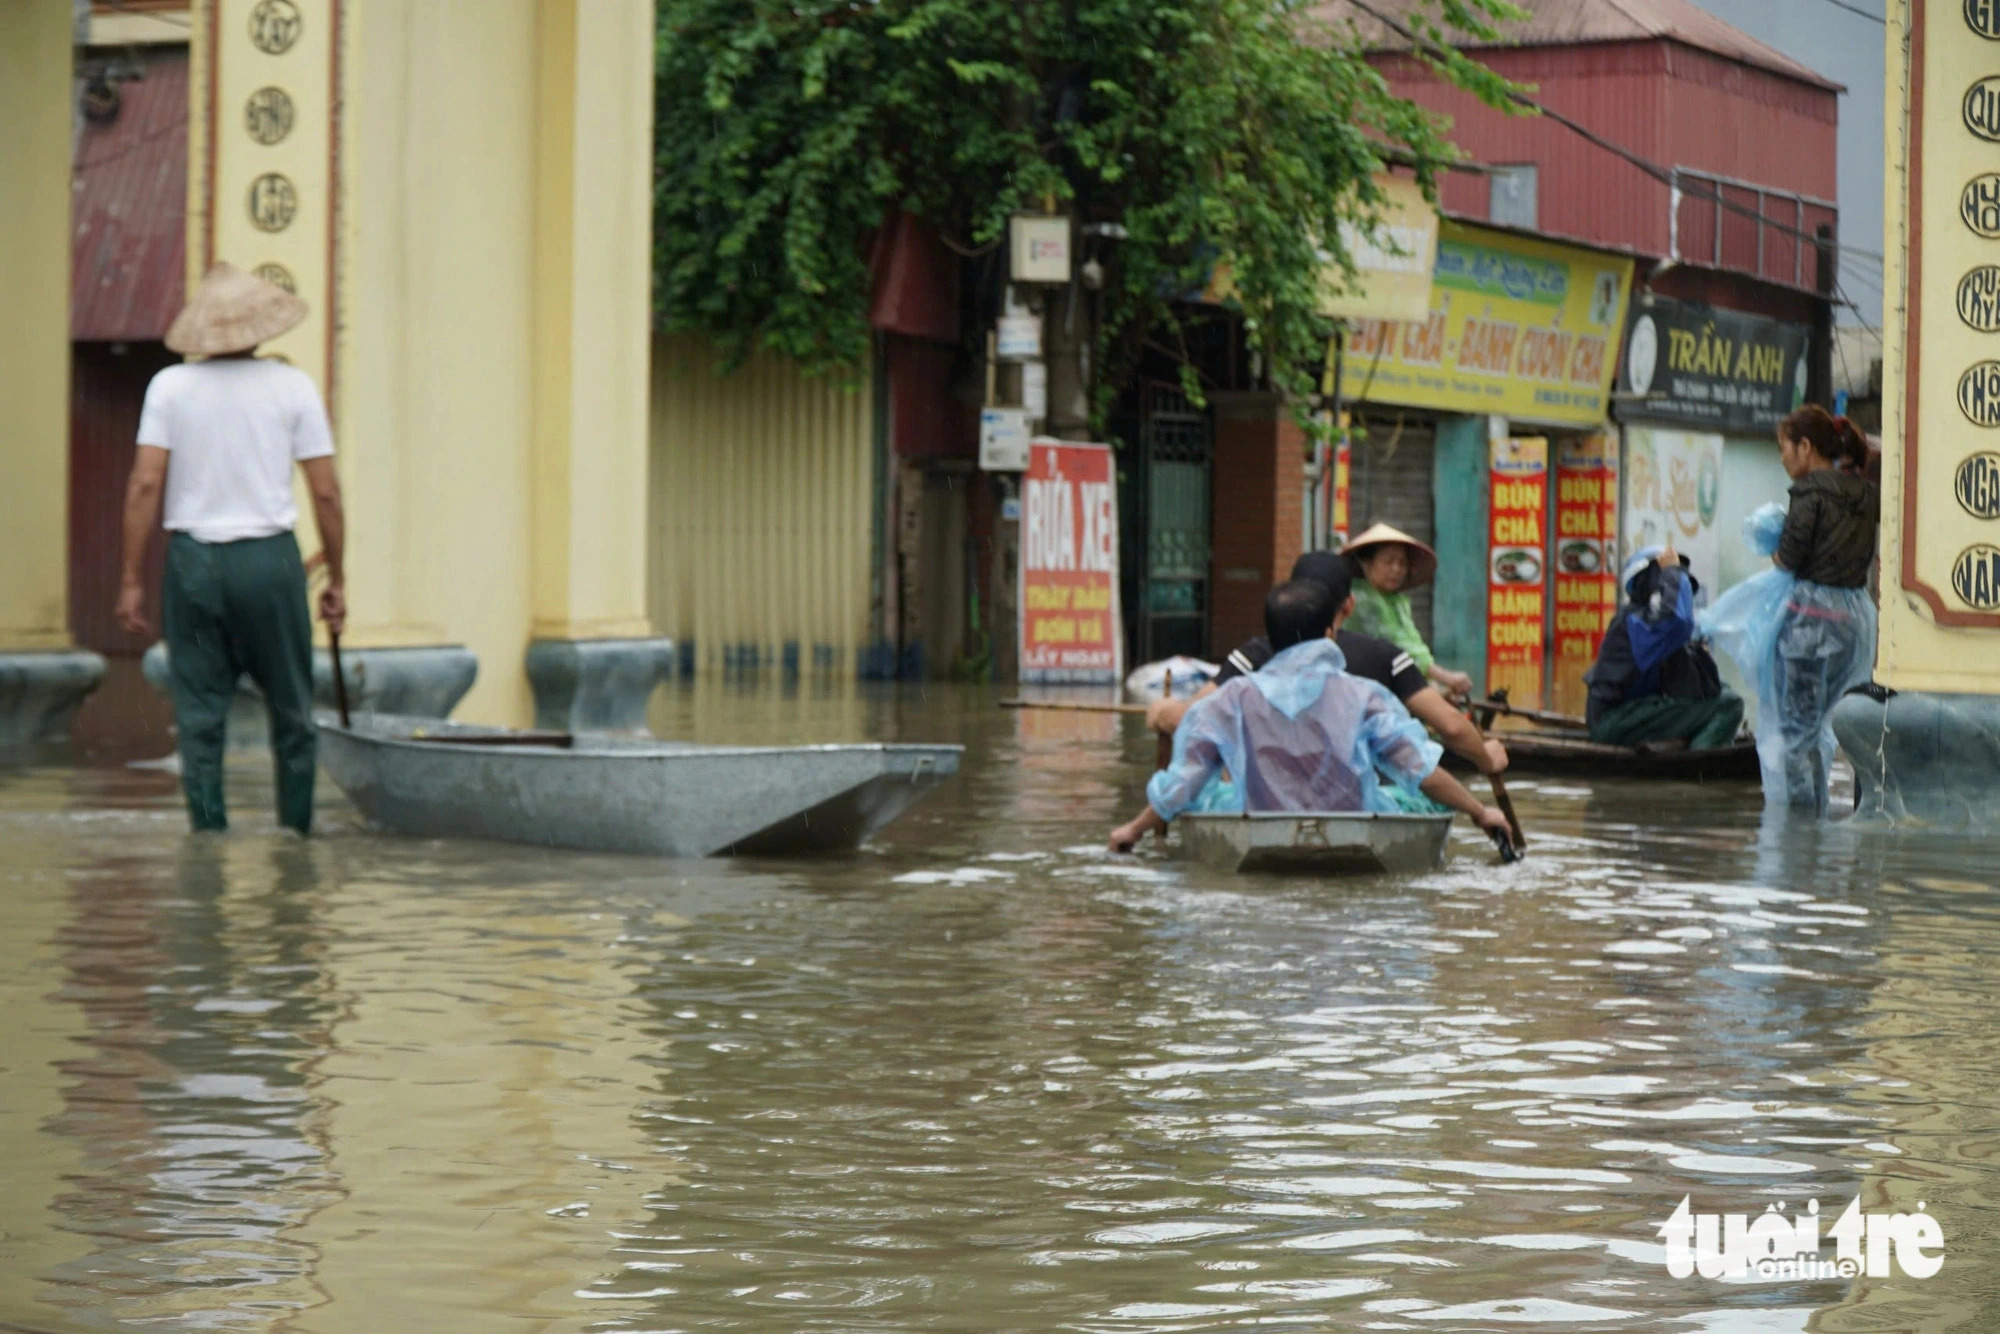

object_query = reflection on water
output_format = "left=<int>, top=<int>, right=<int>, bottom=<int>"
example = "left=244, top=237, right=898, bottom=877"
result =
left=1, top=681, right=1997, bottom=1331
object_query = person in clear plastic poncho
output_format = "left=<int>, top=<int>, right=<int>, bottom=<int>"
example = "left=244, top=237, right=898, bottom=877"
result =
left=1108, top=579, right=1509, bottom=851
left=1700, top=405, right=1878, bottom=813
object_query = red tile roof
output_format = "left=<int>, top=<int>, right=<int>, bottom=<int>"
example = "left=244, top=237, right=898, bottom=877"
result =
left=1309, top=0, right=1842, bottom=93
left=72, top=47, right=188, bottom=341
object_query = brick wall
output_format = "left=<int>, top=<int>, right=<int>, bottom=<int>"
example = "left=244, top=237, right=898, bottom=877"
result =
left=1208, top=392, right=1305, bottom=654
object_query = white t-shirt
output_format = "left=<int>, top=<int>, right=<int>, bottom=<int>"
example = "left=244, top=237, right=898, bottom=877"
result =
left=135, top=359, right=335, bottom=543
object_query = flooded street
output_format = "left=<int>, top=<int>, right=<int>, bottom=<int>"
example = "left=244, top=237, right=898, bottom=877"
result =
left=2, top=683, right=1997, bottom=1332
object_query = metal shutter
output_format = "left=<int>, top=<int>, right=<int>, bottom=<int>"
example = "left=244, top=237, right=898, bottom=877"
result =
left=1348, top=412, right=1438, bottom=642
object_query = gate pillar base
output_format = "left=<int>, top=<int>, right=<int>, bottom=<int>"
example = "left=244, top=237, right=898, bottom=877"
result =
left=1832, top=690, right=2000, bottom=830
left=0, top=649, right=107, bottom=749
left=525, top=637, right=676, bottom=733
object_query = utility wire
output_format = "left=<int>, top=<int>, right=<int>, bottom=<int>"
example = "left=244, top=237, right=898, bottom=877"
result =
left=1809, top=0, right=1885, bottom=25
left=1338, top=0, right=1884, bottom=264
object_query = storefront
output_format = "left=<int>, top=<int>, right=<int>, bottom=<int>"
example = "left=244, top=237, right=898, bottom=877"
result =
left=1613, top=296, right=1811, bottom=705
left=1332, top=220, right=1634, bottom=711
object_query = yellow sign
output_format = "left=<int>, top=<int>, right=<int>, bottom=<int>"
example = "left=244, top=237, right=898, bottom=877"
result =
left=1879, top=0, right=2000, bottom=689
left=192, top=0, right=341, bottom=403
left=1338, top=222, right=1633, bottom=428
left=1205, top=173, right=1438, bottom=322
left=1318, top=174, right=1439, bottom=322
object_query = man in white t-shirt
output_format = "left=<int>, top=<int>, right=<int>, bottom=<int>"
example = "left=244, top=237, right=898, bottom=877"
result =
left=115, top=263, right=347, bottom=833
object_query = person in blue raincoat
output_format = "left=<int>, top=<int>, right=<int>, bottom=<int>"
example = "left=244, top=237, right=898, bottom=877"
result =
left=1584, top=540, right=1744, bottom=751
left=1107, top=579, right=1509, bottom=851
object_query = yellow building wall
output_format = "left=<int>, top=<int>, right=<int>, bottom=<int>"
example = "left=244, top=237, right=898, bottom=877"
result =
left=1877, top=0, right=2000, bottom=692
left=0, top=4, right=74, bottom=651
left=649, top=337, right=875, bottom=674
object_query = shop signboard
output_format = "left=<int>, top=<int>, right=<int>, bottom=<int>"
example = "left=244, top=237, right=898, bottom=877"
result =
left=1019, top=439, right=1122, bottom=684
left=1552, top=434, right=1620, bottom=717
left=1622, top=427, right=1723, bottom=598
left=1318, top=174, right=1440, bottom=322
left=1488, top=435, right=1549, bottom=708
left=1213, top=174, right=1439, bottom=322
left=1879, top=0, right=2000, bottom=688
left=1617, top=298, right=1810, bottom=434
left=1339, top=222, right=1633, bottom=429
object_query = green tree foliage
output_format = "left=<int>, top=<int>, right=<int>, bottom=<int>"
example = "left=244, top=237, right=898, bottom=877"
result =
left=654, top=0, right=1523, bottom=413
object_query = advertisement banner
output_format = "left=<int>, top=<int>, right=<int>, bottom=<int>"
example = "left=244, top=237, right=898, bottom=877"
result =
left=1488, top=436, right=1549, bottom=709
left=1617, top=297, right=1810, bottom=434
left=1552, top=434, right=1620, bottom=717
left=1622, top=427, right=1723, bottom=596
left=1340, top=222, right=1633, bottom=428
left=1019, top=440, right=1122, bottom=684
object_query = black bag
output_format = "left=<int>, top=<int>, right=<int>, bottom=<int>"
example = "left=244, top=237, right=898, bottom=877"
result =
left=1659, top=640, right=1724, bottom=701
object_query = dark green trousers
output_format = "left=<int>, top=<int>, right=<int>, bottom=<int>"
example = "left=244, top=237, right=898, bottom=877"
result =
left=162, top=531, right=316, bottom=833
left=1589, top=691, right=1745, bottom=752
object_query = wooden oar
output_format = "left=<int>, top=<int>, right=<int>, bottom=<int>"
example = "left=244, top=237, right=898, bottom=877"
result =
left=328, top=626, right=352, bottom=730
left=1473, top=692, right=1587, bottom=731
left=1465, top=692, right=1526, bottom=854
left=999, top=698, right=1148, bottom=715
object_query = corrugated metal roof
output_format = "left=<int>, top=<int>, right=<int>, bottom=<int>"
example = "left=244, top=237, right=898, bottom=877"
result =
left=71, top=46, right=187, bottom=341
left=1310, top=0, right=1843, bottom=93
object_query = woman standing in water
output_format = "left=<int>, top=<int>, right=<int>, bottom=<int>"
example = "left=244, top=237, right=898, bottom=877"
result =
left=1343, top=524, right=1476, bottom=698
left=1772, top=405, right=1879, bottom=812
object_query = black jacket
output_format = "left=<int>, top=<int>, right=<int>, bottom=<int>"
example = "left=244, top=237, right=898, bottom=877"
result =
left=1584, top=561, right=1724, bottom=727
left=1776, top=468, right=1879, bottom=588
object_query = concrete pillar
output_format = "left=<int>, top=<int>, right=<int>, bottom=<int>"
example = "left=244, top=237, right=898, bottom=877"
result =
left=523, top=0, right=673, bottom=729
left=0, top=4, right=105, bottom=746
left=1207, top=392, right=1306, bottom=654
left=183, top=0, right=665, bottom=730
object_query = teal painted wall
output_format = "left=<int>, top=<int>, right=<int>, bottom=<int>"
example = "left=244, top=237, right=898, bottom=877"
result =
left=1431, top=415, right=1489, bottom=696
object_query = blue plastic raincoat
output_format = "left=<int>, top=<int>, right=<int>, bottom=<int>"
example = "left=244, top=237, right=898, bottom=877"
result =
left=1145, top=638, right=1443, bottom=820
left=1700, top=503, right=1877, bottom=810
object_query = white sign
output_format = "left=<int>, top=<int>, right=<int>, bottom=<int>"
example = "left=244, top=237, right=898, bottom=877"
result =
left=1010, top=215, right=1072, bottom=284
left=1621, top=426, right=1722, bottom=594
left=996, top=315, right=1041, bottom=360
left=1021, top=361, right=1048, bottom=420
left=980, top=407, right=1031, bottom=472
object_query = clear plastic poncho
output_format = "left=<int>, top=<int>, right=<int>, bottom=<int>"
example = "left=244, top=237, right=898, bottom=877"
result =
left=1699, top=503, right=1877, bottom=810
left=1146, top=638, right=1442, bottom=820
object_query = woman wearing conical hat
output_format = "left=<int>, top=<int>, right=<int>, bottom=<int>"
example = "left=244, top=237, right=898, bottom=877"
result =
left=1341, top=523, right=1475, bottom=700
left=114, top=263, right=346, bottom=834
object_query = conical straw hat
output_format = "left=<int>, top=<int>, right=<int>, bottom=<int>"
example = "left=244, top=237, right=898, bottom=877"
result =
left=1341, top=522, right=1439, bottom=588
left=164, top=262, right=308, bottom=356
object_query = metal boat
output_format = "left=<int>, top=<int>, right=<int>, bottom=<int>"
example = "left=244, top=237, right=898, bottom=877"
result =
left=1175, top=811, right=1455, bottom=874
left=316, top=713, right=961, bottom=857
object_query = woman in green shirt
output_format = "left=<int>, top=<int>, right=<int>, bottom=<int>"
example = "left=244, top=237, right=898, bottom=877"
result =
left=1342, top=523, right=1476, bottom=699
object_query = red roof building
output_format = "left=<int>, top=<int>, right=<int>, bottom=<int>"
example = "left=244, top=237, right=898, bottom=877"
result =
left=1313, top=0, right=1840, bottom=320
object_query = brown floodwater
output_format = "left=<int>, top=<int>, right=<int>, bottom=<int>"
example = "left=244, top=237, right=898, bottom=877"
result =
left=1, top=681, right=1997, bottom=1332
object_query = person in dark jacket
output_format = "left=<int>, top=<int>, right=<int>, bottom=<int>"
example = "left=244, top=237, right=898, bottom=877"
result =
left=1584, top=540, right=1744, bottom=750
left=1770, top=404, right=1880, bottom=811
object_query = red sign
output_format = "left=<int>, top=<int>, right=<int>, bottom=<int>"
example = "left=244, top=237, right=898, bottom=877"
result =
left=1551, top=435, right=1620, bottom=717
left=1487, top=436, right=1548, bottom=709
left=1020, top=439, right=1122, bottom=683
left=1333, top=435, right=1352, bottom=546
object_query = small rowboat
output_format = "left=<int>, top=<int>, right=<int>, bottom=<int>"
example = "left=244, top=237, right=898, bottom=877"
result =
left=316, top=713, right=961, bottom=857
left=1176, top=811, right=1455, bottom=874
left=1459, top=695, right=1759, bottom=782
left=1461, top=731, right=1760, bottom=781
